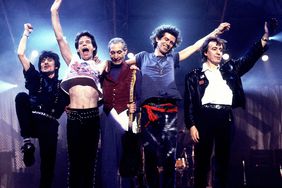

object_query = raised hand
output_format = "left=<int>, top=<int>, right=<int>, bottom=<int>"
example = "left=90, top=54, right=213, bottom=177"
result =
left=23, top=23, right=33, bottom=36
left=127, top=102, right=137, bottom=114
left=216, top=22, right=231, bottom=35
left=50, top=0, right=62, bottom=12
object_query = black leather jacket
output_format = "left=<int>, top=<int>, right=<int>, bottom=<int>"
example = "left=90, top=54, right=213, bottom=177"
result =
left=184, top=41, right=267, bottom=129
left=24, top=64, right=70, bottom=119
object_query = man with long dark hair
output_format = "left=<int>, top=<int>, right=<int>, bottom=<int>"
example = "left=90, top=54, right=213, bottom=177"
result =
left=15, top=23, right=69, bottom=188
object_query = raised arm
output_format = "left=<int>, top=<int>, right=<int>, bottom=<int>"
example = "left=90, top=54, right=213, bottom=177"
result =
left=260, top=21, right=270, bottom=48
left=17, top=23, right=33, bottom=71
left=50, top=0, right=72, bottom=65
left=178, top=22, right=230, bottom=62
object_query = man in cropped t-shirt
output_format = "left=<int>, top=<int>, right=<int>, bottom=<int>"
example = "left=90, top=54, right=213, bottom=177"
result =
left=51, top=0, right=107, bottom=187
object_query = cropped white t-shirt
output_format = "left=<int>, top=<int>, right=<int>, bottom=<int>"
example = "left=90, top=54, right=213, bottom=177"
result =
left=60, top=56, right=103, bottom=97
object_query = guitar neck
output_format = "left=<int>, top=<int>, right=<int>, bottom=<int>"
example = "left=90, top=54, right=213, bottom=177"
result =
left=128, top=69, right=137, bottom=128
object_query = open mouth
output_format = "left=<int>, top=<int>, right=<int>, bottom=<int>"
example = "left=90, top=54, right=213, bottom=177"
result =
left=82, top=48, right=90, bottom=53
left=112, top=58, right=121, bottom=62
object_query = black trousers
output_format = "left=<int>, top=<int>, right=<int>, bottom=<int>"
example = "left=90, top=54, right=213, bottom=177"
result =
left=194, top=107, right=233, bottom=188
left=66, top=108, right=100, bottom=188
left=15, top=92, right=59, bottom=188
left=141, top=103, right=178, bottom=188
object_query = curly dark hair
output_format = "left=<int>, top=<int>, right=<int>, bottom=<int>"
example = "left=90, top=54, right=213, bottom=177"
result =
left=38, top=51, right=60, bottom=77
left=150, top=25, right=182, bottom=49
left=75, top=31, right=97, bottom=57
left=201, top=37, right=227, bottom=63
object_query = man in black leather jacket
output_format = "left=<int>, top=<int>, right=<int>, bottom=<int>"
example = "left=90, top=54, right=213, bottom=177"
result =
left=184, top=22, right=270, bottom=188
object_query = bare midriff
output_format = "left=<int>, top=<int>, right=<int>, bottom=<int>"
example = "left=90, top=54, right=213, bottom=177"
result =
left=68, top=85, right=99, bottom=109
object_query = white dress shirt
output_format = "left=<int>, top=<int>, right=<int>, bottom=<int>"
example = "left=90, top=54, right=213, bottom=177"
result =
left=201, top=63, right=233, bottom=105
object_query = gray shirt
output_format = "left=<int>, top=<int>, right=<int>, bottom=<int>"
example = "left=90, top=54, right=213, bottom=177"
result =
left=136, top=51, right=182, bottom=104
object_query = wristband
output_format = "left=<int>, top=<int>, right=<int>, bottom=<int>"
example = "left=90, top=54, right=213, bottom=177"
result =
left=23, top=32, right=30, bottom=38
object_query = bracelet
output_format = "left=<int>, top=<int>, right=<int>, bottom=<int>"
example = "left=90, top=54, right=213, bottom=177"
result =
left=23, top=34, right=29, bottom=38
left=261, top=37, right=269, bottom=42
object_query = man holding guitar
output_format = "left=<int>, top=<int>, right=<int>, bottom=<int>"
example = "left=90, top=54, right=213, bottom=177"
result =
left=100, top=37, right=141, bottom=188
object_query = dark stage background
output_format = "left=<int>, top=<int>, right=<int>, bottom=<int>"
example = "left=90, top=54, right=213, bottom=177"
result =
left=0, top=0, right=282, bottom=187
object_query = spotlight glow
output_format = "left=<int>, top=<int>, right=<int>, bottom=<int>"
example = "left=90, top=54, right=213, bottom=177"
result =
left=30, top=50, right=39, bottom=63
left=127, top=52, right=135, bottom=59
left=222, top=53, right=230, bottom=61
left=31, top=50, right=39, bottom=58
left=269, top=32, right=282, bottom=42
left=261, top=54, right=269, bottom=62
left=0, top=80, right=18, bottom=93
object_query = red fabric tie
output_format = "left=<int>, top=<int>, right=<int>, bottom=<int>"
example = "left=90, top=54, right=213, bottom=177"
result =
left=143, top=103, right=178, bottom=127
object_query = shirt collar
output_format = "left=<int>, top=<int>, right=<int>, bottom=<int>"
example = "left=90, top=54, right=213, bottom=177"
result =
left=152, top=52, right=172, bottom=58
left=202, top=62, right=220, bottom=72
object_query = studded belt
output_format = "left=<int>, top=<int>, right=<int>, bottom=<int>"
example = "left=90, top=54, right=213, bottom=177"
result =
left=32, top=111, right=57, bottom=120
left=202, top=103, right=231, bottom=110
left=66, top=107, right=99, bottom=122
